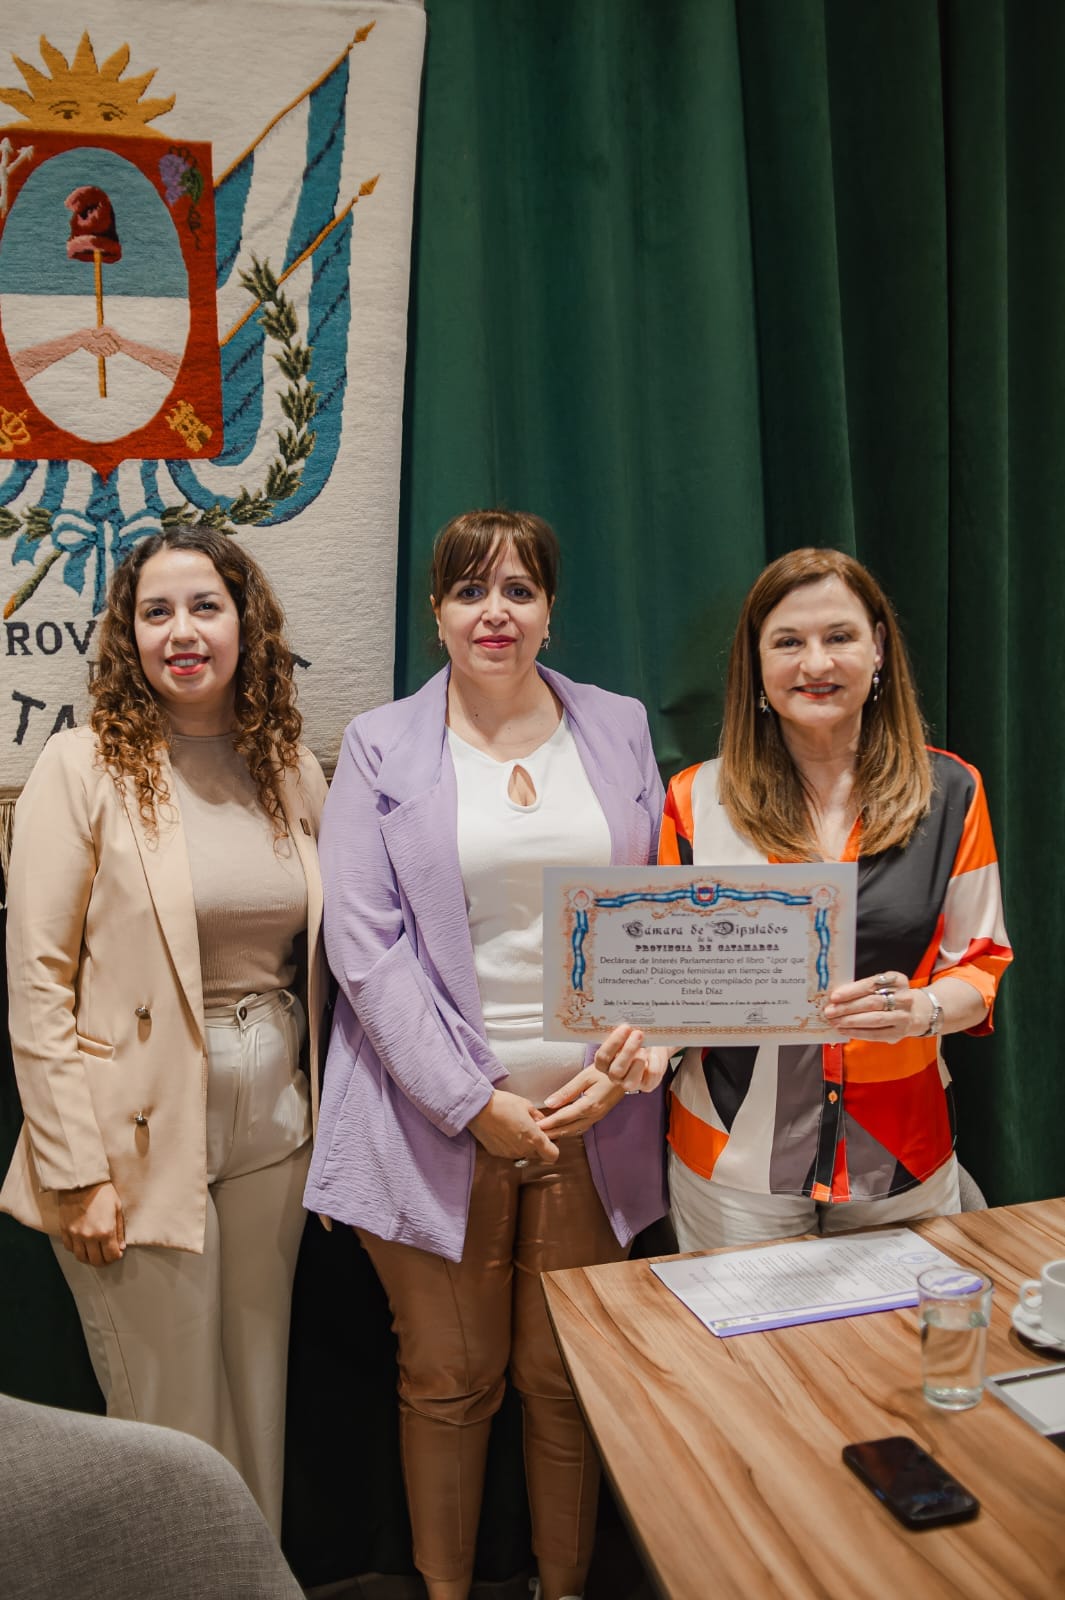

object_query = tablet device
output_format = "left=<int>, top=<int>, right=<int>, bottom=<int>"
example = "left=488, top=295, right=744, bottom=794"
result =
left=985, top=1362, right=1065, bottom=1450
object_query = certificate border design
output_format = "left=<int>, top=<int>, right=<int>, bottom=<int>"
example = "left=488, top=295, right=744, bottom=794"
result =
left=546, top=865, right=855, bottom=1043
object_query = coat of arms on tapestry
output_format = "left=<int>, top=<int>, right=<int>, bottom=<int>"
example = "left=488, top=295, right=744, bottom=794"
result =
left=0, top=2, right=425, bottom=797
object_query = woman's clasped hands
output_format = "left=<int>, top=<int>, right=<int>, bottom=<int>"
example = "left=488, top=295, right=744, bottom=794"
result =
left=468, top=1025, right=670, bottom=1154
left=468, top=1089, right=560, bottom=1163
left=538, top=1024, right=671, bottom=1139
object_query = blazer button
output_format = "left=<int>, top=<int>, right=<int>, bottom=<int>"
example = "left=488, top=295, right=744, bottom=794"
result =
left=133, top=1111, right=148, bottom=1127
left=134, top=1005, right=151, bottom=1019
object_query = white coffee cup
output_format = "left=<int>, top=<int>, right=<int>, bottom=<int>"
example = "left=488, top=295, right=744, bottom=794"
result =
left=1018, top=1258, right=1065, bottom=1340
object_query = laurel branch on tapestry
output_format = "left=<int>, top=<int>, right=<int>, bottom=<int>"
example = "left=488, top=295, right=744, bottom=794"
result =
left=2, top=252, right=317, bottom=615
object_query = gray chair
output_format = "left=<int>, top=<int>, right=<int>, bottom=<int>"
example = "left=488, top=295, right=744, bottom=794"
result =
left=0, top=1393, right=303, bottom=1600
left=957, top=1163, right=989, bottom=1211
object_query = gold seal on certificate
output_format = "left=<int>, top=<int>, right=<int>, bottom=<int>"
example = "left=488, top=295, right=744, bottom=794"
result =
left=542, top=863, right=857, bottom=1044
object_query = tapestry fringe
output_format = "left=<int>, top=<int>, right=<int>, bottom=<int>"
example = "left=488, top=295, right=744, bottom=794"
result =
left=0, top=798, right=13, bottom=905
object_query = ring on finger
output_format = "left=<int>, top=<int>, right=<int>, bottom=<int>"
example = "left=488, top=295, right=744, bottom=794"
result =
left=882, top=991, right=897, bottom=1013
left=873, top=972, right=893, bottom=989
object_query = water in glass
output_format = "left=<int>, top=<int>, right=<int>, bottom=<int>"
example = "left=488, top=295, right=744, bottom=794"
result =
left=920, top=1300, right=990, bottom=1409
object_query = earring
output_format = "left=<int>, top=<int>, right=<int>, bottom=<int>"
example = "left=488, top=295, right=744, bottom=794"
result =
left=540, top=632, right=551, bottom=651
left=437, top=636, right=446, bottom=651
left=870, top=670, right=881, bottom=703
left=758, top=690, right=769, bottom=714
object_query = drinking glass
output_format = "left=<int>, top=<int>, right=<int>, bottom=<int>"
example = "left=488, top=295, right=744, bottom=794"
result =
left=917, top=1266, right=993, bottom=1411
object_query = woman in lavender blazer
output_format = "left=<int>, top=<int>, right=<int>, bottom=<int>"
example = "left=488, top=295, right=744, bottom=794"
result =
left=305, top=510, right=667, bottom=1600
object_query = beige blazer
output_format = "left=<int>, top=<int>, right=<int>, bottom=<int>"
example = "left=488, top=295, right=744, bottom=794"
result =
left=0, top=726, right=328, bottom=1252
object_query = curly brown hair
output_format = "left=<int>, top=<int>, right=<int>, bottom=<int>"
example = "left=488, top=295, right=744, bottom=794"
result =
left=90, top=525, right=302, bottom=830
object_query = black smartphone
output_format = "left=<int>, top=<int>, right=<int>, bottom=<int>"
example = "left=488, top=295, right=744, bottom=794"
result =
left=842, top=1436, right=979, bottom=1529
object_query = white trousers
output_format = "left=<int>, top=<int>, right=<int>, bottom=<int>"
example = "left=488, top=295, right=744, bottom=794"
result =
left=669, top=1150, right=962, bottom=1253
left=53, top=990, right=312, bottom=1536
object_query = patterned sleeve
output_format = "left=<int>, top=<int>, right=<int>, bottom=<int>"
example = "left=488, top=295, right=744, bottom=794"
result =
left=932, top=761, right=1013, bottom=1034
left=658, top=763, right=699, bottom=866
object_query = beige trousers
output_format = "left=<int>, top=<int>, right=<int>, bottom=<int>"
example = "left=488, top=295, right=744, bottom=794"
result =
left=53, top=990, right=311, bottom=1536
left=670, top=1150, right=962, bottom=1252
left=359, top=1137, right=628, bottom=1588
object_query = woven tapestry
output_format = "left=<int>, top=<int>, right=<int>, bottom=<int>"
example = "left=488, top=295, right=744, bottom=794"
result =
left=0, top=0, right=425, bottom=808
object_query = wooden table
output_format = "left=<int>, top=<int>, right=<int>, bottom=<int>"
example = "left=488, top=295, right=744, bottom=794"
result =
left=543, top=1199, right=1065, bottom=1599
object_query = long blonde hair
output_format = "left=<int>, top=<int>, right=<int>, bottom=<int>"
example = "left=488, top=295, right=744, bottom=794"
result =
left=718, top=548, right=932, bottom=858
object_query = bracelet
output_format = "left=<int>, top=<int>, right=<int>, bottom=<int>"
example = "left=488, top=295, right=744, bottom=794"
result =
left=921, top=988, right=944, bottom=1037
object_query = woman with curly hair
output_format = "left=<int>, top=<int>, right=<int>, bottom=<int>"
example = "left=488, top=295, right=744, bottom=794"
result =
left=0, top=524, right=326, bottom=1534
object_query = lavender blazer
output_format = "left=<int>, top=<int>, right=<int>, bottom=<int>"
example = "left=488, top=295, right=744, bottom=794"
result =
left=303, top=664, right=669, bottom=1261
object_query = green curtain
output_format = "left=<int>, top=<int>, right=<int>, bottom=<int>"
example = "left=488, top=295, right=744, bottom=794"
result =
left=4, top=0, right=1064, bottom=1588
left=398, top=0, right=1064, bottom=1208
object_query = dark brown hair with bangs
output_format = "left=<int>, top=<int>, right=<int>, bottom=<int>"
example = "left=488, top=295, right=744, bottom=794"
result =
left=718, top=548, right=932, bottom=858
left=430, top=508, right=560, bottom=606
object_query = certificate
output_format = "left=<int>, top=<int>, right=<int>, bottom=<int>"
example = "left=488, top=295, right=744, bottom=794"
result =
left=542, top=862, right=856, bottom=1044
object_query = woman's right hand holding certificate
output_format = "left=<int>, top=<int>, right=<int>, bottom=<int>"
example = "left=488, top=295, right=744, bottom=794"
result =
left=594, top=1024, right=672, bottom=1093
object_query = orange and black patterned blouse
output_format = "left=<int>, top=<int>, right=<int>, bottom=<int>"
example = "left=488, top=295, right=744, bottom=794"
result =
left=660, top=750, right=1012, bottom=1203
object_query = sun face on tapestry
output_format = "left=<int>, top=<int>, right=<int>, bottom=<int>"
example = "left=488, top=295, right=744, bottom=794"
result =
left=0, top=26, right=377, bottom=617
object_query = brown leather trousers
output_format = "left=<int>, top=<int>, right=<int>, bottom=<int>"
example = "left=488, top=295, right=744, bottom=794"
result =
left=359, top=1136, right=628, bottom=1584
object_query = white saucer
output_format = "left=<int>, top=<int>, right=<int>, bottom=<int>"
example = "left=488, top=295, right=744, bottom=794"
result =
left=1011, top=1302, right=1065, bottom=1353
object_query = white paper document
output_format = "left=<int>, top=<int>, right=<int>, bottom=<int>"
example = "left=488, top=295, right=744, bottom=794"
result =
left=650, top=1228, right=966, bottom=1337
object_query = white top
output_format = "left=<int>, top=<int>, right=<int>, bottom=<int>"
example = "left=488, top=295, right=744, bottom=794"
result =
left=449, top=714, right=612, bottom=1104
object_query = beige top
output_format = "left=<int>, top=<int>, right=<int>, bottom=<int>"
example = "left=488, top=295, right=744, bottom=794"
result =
left=170, top=734, right=307, bottom=1009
